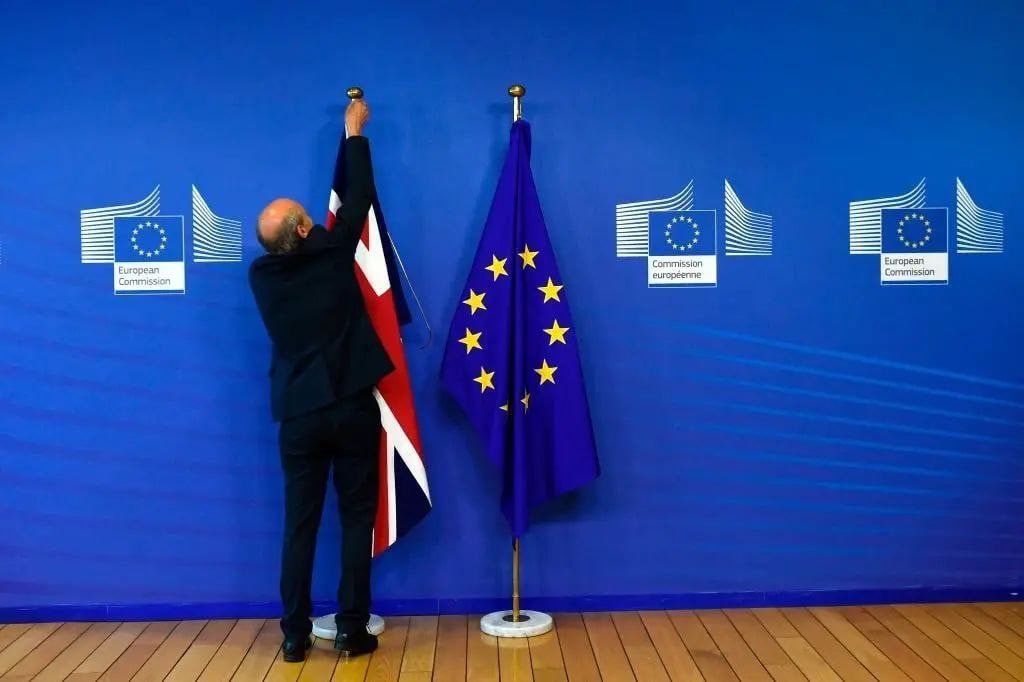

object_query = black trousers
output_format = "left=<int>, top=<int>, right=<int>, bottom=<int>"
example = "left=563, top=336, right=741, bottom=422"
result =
left=277, top=390, right=380, bottom=639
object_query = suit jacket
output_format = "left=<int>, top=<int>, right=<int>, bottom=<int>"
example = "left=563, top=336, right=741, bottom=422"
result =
left=249, top=136, right=394, bottom=422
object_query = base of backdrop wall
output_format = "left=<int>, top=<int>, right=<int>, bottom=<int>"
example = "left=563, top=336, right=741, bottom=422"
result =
left=2, top=586, right=1021, bottom=624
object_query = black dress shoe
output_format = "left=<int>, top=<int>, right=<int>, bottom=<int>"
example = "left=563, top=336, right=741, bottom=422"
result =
left=282, top=636, right=313, bottom=662
left=334, top=630, right=378, bottom=657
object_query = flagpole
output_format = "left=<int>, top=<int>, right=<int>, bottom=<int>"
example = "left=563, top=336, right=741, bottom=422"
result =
left=509, top=82, right=524, bottom=626
left=479, top=83, right=553, bottom=640
left=509, top=82, right=525, bottom=626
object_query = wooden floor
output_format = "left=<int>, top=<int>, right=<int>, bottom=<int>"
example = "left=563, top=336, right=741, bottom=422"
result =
left=2, top=603, right=1024, bottom=680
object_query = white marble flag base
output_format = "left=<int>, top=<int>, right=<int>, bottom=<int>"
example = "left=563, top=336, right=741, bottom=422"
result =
left=480, top=610, right=553, bottom=638
left=312, top=613, right=386, bottom=640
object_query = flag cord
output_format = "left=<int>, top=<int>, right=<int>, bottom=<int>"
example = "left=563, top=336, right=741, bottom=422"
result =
left=385, top=231, right=434, bottom=349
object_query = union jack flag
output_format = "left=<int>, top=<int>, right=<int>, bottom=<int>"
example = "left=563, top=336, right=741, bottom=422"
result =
left=327, top=135, right=431, bottom=555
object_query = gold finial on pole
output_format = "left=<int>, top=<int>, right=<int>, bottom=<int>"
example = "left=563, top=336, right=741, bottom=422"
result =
left=508, top=84, right=526, bottom=122
left=347, top=86, right=364, bottom=100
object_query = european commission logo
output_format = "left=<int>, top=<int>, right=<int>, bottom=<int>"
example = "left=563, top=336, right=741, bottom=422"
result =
left=616, top=180, right=772, bottom=287
left=849, top=178, right=1003, bottom=285
left=80, top=185, right=241, bottom=295
left=114, top=217, right=185, bottom=294
left=648, top=210, right=717, bottom=287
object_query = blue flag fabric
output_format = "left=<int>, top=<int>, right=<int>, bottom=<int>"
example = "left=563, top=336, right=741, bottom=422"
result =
left=441, top=120, right=600, bottom=537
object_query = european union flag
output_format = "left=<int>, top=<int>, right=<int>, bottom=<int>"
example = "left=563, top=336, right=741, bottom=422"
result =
left=648, top=210, right=717, bottom=257
left=114, top=216, right=185, bottom=262
left=441, top=120, right=600, bottom=537
left=881, top=208, right=948, bottom=253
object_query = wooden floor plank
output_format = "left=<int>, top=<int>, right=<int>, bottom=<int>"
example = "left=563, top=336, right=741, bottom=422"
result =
left=836, top=607, right=943, bottom=682
left=397, top=673, right=431, bottom=682
left=131, top=619, right=207, bottom=681
left=527, top=627, right=564, bottom=671
left=775, top=636, right=841, bottom=682
left=466, top=620, right=498, bottom=682
left=264, top=656, right=304, bottom=682
left=892, top=605, right=1015, bottom=682
left=33, top=622, right=120, bottom=682
left=364, top=616, right=410, bottom=682
left=977, top=603, right=1024, bottom=639
left=297, top=638, right=342, bottom=681
left=400, top=616, right=438, bottom=674
left=432, top=615, right=468, bottom=682
left=230, top=619, right=281, bottom=682
left=0, top=622, right=61, bottom=676
left=96, top=620, right=176, bottom=681
left=498, top=636, right=533, bottom=682
left=809, top=606, right=910, bottom=681
left=751, top=609, right=799, bottom=638
left=553, top=614, right=600, bottom=682
left=924, top=604, right=1024, bottom=679
left=668, top=611, right=737, bottom=682
left=953, top=604, right=1024, bottom=657
left=612, top=612, right=669, bottom=681
left=166, top=618, right=236, bottom=681
left=67, top=621, right=149, bottom=681
left=866, top=606, right=982, bottom=682
left=5, top=603, right=1023, bottom=681
left=2, top=621, right=91, bottom=679
left=198, top=618, right=265, bottom=682
left=332, top=652, right=370, bottom=682
left=531, top=669, right=569, bottom=682
left=698, top=610, right=772, bottom=682
left=582, top=612, right=634, bottom=681
left=724, top=610, right=806, bottom=682
left=779, top=609, right=874, bottom=682
left=637, top=612, right=703, bottom=682
left=0, top=627, right=32, bottom=658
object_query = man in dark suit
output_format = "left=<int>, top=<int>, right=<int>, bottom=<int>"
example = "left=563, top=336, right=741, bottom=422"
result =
left=248, top=99, right=392, bottom=662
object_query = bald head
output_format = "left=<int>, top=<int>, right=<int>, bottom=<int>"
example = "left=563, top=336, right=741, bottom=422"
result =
left=257, top=198, right=313, bottom=254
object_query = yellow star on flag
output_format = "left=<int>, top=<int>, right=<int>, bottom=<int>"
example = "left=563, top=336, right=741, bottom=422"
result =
left=518, top=244, right=539, bottom=269
left=535, top=360, right=558, bottom=385
left=462, top=289, right=487, bottom=315
left=538, top=277, right=563, bottom=303
left=543, top=320, right=570, bottom=345
left=520, top=389, right=531, bottom=412
left=474, top=367, right=496, bottom=393
left=458, top=328, right=483, bottom=354
left=499, top=403, right=509, bottom=412
left=484, top=255, right=509, bottom=281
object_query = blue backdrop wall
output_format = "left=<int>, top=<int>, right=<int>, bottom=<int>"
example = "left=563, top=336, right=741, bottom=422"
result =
left=1, top=0, right=1022, bottom=618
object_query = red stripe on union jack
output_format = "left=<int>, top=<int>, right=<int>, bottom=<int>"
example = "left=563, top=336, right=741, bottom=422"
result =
left=328, top=189, right=431, bottom=555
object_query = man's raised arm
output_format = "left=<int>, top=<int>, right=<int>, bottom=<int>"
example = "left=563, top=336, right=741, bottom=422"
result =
left=330, top=99, right=375, bottom=250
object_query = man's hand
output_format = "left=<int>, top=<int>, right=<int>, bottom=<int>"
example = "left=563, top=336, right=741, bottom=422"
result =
left=346, top=100, right=370, bottom=137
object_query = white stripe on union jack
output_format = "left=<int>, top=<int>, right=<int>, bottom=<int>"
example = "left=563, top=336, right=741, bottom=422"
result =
left=328, top=191, right=431, bottom=556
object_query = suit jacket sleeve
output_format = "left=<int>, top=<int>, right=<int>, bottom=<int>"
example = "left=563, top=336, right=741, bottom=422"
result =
left=328, top=135, right=375, bottom=252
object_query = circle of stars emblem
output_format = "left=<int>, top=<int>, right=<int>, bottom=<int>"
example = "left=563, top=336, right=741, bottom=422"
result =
left=665, top=215, right=700, bottom=252
left=131, top=221, right=168, bottom=259
left=896, top=213, right=932, bottom=250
